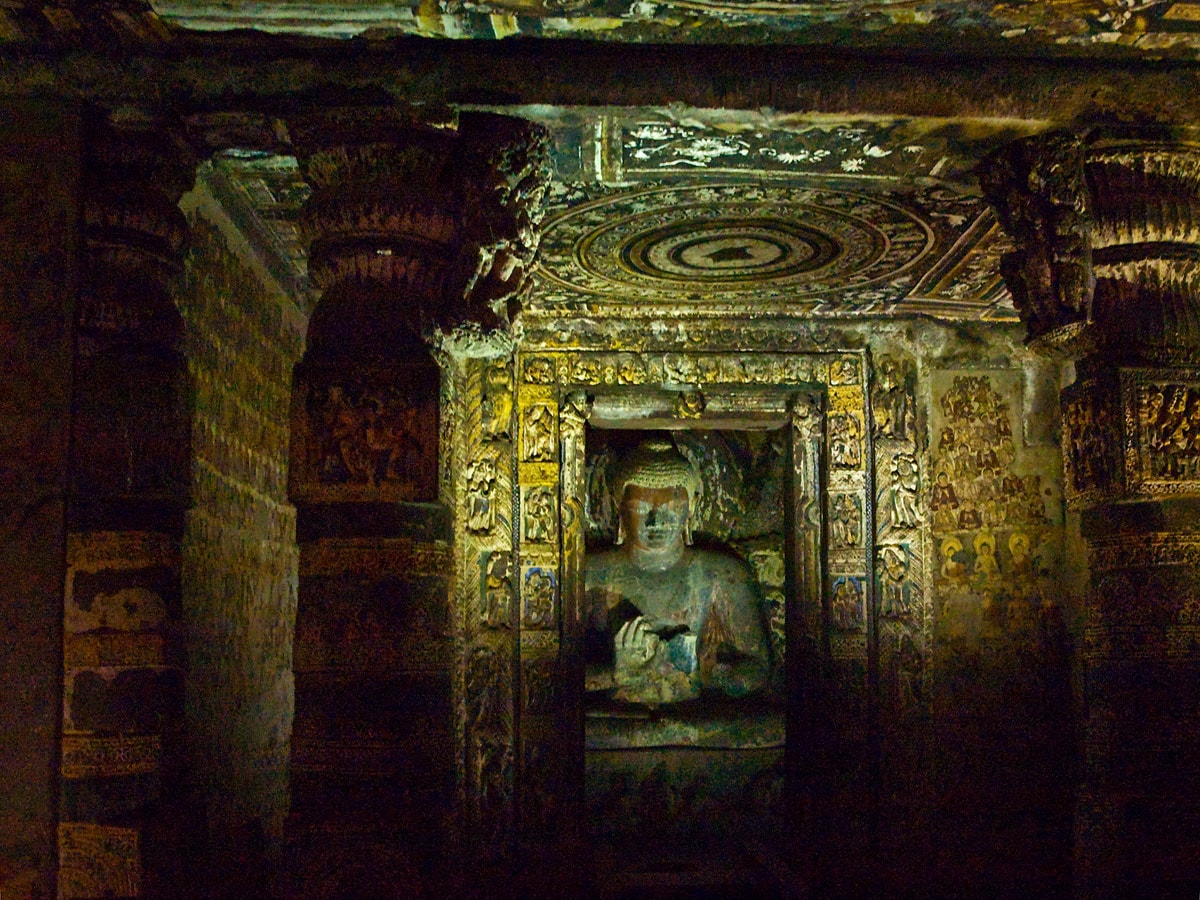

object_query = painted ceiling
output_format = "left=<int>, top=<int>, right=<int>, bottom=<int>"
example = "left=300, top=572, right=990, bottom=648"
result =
left=208, top=108, right=1028, bottom=323
left=152, top=0, right=1200, bottom=58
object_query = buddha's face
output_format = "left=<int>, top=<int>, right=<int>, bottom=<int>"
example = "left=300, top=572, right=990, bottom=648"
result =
left=620, top=485, right=688, bottom=554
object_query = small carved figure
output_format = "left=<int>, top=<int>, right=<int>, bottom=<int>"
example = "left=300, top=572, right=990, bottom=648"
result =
left=831, top=493, right=861, bottom=548
left=830, top=413, right=862, bottom=468
left=466, top=646, right=500, bottom=730
left=663, top=354, right=698, bottom=384
left=889, top=452, right=921, bottom=528
left=618, top=356, right=647, bottom=385
left=872, top=355, right=916, bottom=441
left=523, top=357, right=555, bottom=384
left=466, top=455, right=498, bottom=534
left=523, top=486, right=555, bottom=544
left=584, top=437, right=770, bottom=706
left=523, top=568, right=556, bottom=628
left=572, top=357, right=602, bottom=384
left=831, top=577, right=863, bottom=630
left=830, top=356, right=860, bottom=386
left=483, top=552, right=513, bottom=628
left=475, top=736, right=511, bottom=843
left=674, top=390, right=706, bottom=419
left=481, top=362, right=513, bottom=440
left=320, top=384, right=372, bottom=483
left=879, top=545, right=909, bottom=617
left=522, top=405, right=556, bottom=462
left=523, top=658, right=556, bottom=715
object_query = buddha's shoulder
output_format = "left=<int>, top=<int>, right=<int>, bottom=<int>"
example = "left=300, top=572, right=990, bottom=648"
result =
left=585, top=549, right=623, bottom=574
left=688, top=548, right=755, bottom=581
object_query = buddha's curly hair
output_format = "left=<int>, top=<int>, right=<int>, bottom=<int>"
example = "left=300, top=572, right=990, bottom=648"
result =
left=611, top=437, right=702, bottom=543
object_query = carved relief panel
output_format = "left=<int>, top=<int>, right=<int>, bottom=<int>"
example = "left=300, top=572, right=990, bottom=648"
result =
left=446, top=353, right=518, bottom=860
left=826, top=355, right=869, bottom=660
left=1126, top=370, right=1200, bottom=498
left=1062, top=368, right=1200, bottom=506
left=870, top=353, right=927, bottom=717
left=290, top=361, right=440, bottom=503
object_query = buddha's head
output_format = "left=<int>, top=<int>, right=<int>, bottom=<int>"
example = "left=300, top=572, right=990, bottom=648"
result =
left=611, top=437, right=702, bottom=552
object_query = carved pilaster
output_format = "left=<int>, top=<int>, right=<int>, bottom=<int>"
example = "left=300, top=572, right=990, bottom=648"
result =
left=282, top=106, right=548, bottom=889
left=989, top=132, right=1200, bottom=895
left=60, top=113, right=199, bottom=899
left=290, top=107, right=550, bottom=340
left=74, top=114, right=197, bottom=512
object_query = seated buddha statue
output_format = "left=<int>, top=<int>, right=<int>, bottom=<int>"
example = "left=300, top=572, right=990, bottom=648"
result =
left=584, top=437, right=771, bottom=708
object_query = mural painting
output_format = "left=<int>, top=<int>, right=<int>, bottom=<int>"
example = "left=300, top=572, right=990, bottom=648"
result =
left=931, top=372, right=1061, bottom=640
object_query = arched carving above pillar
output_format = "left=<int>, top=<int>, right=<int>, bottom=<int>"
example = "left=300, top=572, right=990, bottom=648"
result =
left=288, top=106, right=550, bottom=342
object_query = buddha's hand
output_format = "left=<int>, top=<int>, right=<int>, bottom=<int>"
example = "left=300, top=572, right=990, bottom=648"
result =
left=614, top=616, right=661, bottom=674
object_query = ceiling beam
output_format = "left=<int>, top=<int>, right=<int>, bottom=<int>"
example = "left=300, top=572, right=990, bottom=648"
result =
left=3, top=33, right=1200, bottom=125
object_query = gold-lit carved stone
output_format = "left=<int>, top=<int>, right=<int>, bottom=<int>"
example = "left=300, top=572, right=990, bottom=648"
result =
left=290, top=107, right=550, bottom=337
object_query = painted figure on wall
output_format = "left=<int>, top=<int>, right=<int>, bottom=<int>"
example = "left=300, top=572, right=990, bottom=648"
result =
left=584, top=437, right=771, bottom=706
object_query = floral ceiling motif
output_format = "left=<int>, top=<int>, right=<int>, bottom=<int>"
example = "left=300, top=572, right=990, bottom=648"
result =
left=537, top=183, right=934, bottom=306
left=533, top=181, right=1013, bottom=318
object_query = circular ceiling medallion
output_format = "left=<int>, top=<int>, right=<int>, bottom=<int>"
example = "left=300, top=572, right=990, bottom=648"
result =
left=537, top=184, right=934, bottom=305
left=621, top=217, right=841, bottom=282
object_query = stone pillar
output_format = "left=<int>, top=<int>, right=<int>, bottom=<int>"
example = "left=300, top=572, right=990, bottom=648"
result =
left=281, top=107, right=548, bottom=895
left=58, top=113, right=197, bottom=898
left=982, top=131, right=1200, bottom=897
left=0, top=97, right=83, bottom=900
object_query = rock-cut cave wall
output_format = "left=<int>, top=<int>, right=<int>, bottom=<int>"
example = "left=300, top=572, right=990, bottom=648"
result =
left=175, top=181, right=305, bottom=887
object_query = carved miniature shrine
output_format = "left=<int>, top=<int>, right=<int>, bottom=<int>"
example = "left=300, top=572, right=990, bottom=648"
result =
left=6, top=5, right=1200, bottom=899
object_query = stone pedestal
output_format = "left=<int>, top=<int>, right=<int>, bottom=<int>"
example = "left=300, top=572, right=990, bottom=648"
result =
left=983, top=130, right=1200, bottom=896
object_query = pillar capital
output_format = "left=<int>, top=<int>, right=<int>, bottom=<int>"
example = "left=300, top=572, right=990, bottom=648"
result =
left=81, top=112, right=200, bottom=358
left=289, top=106, right=551, bottom=343
left=981, top=129, right=1200, bottom=367
left=84, top=111, right=199, bottom=276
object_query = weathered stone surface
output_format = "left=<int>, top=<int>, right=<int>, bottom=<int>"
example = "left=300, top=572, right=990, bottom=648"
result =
left=177, top=191, right=304, bottom=878
left=0, top=97, right=81, bottom=900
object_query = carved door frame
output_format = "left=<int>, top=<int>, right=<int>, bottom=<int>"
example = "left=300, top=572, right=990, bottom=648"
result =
left=509, top=349, right=856, bottom=866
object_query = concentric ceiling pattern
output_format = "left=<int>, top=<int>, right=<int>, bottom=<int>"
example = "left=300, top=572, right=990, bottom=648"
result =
left=537, top=184, right=934, bottom=307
